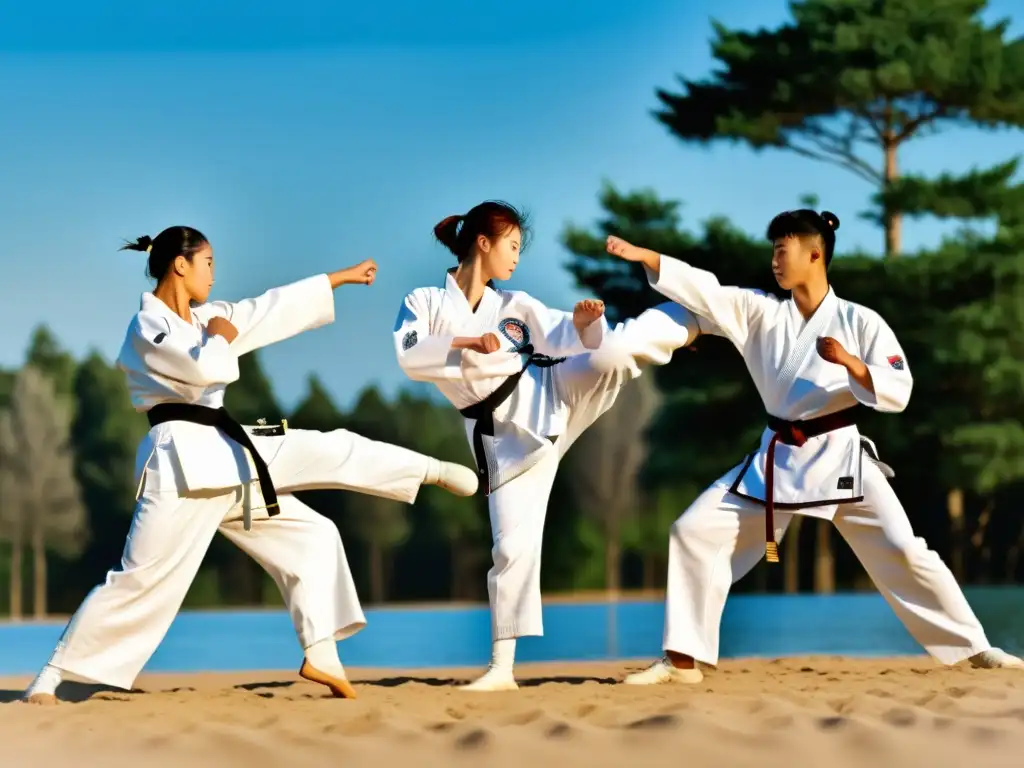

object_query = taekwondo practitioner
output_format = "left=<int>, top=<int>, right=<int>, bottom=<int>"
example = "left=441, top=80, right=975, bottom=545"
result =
left=600, top=209, right=1024, bottom=686
left=392, top=201, right=708, bottom=691
left=24, top=225, right=479, bottom=704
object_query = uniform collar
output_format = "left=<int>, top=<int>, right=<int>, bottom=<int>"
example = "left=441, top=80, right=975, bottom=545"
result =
left=444, top=268, right=500, bottom=317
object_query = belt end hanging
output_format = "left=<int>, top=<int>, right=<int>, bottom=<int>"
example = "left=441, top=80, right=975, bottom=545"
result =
left=765, top=540, right=780, bottom=564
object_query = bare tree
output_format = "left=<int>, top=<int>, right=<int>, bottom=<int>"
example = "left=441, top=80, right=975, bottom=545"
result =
left=567, top=373, right=662, bottom=594
left=0, top=366, right=88, bottom=617
left=0, top=410, right=24, bottom=619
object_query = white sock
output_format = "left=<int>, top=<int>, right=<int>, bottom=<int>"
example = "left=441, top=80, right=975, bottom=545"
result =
left=304, top=637, right=345, bottom=677
left=423, top=457, right=442, bottom=485
left=25, top=663, right=63, bottom=697
left=490, top=638, right=516, bottom=672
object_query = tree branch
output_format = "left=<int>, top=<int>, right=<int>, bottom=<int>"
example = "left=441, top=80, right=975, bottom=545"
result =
left=896, top=107, right=947, bottom=143
left=781, top=135, right=881, bottom=184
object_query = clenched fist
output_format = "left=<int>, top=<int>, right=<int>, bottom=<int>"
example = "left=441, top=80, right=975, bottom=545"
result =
left=206, top=316, right=239, bottom=343
left=331, top=259, right=378, bottom=288
left=816, top=336, right=852, bottom=367
left=475, top=332, right=502, bottom=354
left=605, top=235, right=639, bottom=261
left=573, top=298, right=605, bottom=331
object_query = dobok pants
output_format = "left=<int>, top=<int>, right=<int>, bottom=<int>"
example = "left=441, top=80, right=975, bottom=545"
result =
left=662, top=460, right=992, bottom=665
left=487, top=301, right=696, bottom=641
left=45, top=428, right=432, bottom=690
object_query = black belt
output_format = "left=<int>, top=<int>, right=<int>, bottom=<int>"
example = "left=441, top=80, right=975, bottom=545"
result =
left=146, top=402, right=280, bottom=517
left=458, top=344, right=565, bottom=496
left=761, top=406, right=859, bottom=563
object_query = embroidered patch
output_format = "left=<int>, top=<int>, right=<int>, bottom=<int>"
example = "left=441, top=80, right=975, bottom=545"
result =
left=153, top=332, right=166, bottom=344
left=498, top=317, right=530, bottom=350
left=837, top=476, right=854, bottom=490
left=402, top=330, right=418, bottom=350
left=886, top=355, right=904, bottom=370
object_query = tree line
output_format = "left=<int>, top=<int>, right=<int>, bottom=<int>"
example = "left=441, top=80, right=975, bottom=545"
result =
left=1, top=0, right=1022, bottom=617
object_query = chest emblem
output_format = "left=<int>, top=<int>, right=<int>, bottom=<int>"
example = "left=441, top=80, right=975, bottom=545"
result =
left=498, top=317, right=530, bottom=350
left=886, top=355, right=904, bottom=370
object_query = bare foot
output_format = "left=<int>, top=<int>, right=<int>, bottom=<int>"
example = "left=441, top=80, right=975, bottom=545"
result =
left=25, top=693, right=58, bottom=706
left=298, top=659, right=358, bottom=699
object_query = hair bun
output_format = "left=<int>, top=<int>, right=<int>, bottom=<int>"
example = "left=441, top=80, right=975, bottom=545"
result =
left=819, top=211, right=840, bottom=231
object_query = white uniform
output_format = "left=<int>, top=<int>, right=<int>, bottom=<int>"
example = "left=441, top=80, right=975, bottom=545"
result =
left=393, top=269, right=703, bottom=643
left=639, top=255, right=992, bottom=668
left=37, top=274, right=441, bottom=691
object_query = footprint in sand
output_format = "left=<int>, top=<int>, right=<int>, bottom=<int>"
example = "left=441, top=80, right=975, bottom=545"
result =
left=545, top=722, right=572, bottom=740
left=624, top=714, right=680, bottom=731
left=503, top=709, right=543, bottom=726
left=453, top=728, right=489, bottom=750
left=881, top=707, right=916, bottom=727
left=817, top=716, right=847, bottom=730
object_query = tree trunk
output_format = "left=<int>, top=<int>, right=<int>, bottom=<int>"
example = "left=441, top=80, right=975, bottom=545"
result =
left=605, top=528, right=621, bottom=594
left=813, top=519, right=835, bottom=593
left=883, top=138, right=901, bottom=258
left=946, top=487, right=965, bottom=581
left=783, top=516, right=803, bottom=593
left=369, top=542, right=384, bottom=605
left=642, top=553, right=657, bottom=590
left=450, top=540, right=463, bottom=600
left=10, top=540, right=23, bottom=620
left=32, top=518, right=47, bottom=618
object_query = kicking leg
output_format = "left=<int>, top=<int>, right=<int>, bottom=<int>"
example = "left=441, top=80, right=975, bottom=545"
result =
left=219, top=494, right=364, bottom=698
left=260, top=426, right=477, bottom=502
left=552, top=301, right=700, bottom=455
left=834, top=462, right=1020, bottom=669
left=23, top=489, right=231, bottom=702
left=624, top=476, right=793, bottom=685
left=461, top=451, right=561, bottom=692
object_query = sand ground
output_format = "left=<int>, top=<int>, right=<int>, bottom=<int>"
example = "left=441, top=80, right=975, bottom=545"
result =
left=3, top=657, right=1023, bottom=767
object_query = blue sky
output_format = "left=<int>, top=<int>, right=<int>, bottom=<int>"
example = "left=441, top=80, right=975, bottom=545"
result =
left=1, top=0, right=1021, bottom=412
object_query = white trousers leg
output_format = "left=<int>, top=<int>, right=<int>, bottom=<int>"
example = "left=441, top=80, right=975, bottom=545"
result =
left=662, top=461, right=991, bottom=666
left=46, top=490, right=363, bottom=690
left=555, top=300, right=699, bottom=454
left=487, top=451, right=560, bottom=640
left=218, top=494, right=365, bottom=647
left=662, top=472, right=793, bottom=664
left=832, top=462, right=990, bottom=665
left=482, top=301, right=699, bottom=641
left=258, top=427, right=430, bottom=503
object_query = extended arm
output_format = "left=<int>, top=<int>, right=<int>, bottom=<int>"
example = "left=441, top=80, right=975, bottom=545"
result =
left=605, top=237, right=769, bottom=349
left=199, top=273, right=336, bottom=357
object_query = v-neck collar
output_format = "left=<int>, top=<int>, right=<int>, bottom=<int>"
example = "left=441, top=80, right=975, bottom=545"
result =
left=444, top=268, right=499, bottom=317
left=788, top=285, right=836, bottom=339
left=140, top=292, right=201, bottom=331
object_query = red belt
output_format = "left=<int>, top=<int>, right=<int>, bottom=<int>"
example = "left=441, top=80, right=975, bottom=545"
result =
left=762, top=407, right=859, bottom=563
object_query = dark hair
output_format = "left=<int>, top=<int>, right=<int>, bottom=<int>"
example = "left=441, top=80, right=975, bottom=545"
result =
left=433, top=201, right=530, bottom=263
left=119, top=226, right=210, bottom=281
left=766, top=209, right=841, bottom=267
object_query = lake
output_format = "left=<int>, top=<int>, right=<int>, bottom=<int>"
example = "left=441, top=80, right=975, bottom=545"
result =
left=1, top=588, right=1021, bottom=676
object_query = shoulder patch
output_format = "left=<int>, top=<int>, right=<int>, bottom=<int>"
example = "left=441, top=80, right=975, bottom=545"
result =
left=402, top=330, right=418, bottom=350
left=886, top=355, right=904, bottom=370
left=498, top=317, right=530, bottom=350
